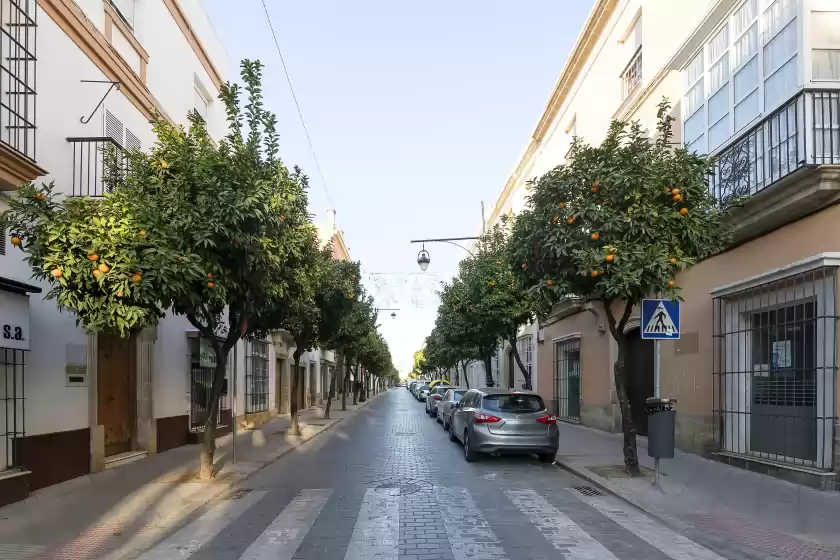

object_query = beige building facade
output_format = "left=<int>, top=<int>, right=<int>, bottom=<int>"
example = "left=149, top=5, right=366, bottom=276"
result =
left=487, top=0, right=840, bottom=488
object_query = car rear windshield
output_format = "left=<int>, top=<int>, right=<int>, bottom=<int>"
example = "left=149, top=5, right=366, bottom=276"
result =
left=481, top=394, right=546, bottom=413
left=452, top=390, right=467, bottom=400
left=420, top=385, right=430, bottom=391
left=434, top=386, right=451, bottom=394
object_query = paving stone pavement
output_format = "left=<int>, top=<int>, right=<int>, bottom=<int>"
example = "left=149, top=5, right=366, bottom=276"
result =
left=52, top=389, right=804, bottom=560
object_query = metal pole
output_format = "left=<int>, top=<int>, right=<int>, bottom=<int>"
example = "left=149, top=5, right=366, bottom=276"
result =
left=232, top=345, right=237, bottom=464
left=653, top=330, right=661, bottom=488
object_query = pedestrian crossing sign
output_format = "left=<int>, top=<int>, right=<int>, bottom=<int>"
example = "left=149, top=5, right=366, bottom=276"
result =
left=641, top=299, right=680, bottom=339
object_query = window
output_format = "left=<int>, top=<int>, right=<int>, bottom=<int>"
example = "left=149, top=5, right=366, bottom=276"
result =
left=621, top=16, right=643, bottom=100
left=812, top=11, right=840, bottom=80
left=245, top=340, right=269, bottom=413
left=553, top=337, right=581, bottom=421
left=683, top=0, right=801, bottom=154
left=110, top=0, right=136, bottom=28
left=481, top=394, right=546, bottom=413
left=516, top=336, right=533, bottom=381
left=194, top=86, right=208, bottom=120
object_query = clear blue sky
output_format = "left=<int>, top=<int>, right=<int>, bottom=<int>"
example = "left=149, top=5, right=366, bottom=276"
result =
left=202, top=0, right=594, bottom=374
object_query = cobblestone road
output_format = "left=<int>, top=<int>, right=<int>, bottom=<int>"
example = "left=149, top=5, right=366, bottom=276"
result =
left=125, top=389, right=760, bottom=560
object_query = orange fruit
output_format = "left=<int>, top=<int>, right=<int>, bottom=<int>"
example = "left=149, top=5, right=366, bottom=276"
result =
left=591, top=270, right=600, bottom=277
left=488, top=281, right=495, bottom=287
left=348, top=295, right=354, bottom=300
left=116, top=291, right=124, bottom=298
left=207, top=272, right=214, bottom=279
left=207, top=281, right=215, bottom=289
left=591, top=232, right=599, bottom=241
left=521, top=263, right=527, bottom=270
left=605, top=254, right=615, bottom=263
left=552, top=216, right=559, bottom=224
left=559, top=202, right=565, bottom=207
left=50, top=268, right=63, bottom=278
left=160, top=160, right=169, bottom=169
left=667, top=280, right=676, bottom=288
left=87, top=252, right=99, bottom=262
left=669, top=257, right=677, bottom=264
left=680, top=208, right=689, bottom=216
left=92, top=269, right=102, bottom=278
left=671, top=188, right=680, bottom=195
left=10, top=235, right=21, bottom=246
left=567, top=217, right=575, bottom=224
left=609, top=247, right=617, bottom=254
left=178, top=257, right=183, bottom=263
left=547, top=280, right=553, bottom=286
left=98, top=263, right=110, bottom=273
left=131, top=273, right=142, bottom=283
left=672, top=194, right=683, bottom=202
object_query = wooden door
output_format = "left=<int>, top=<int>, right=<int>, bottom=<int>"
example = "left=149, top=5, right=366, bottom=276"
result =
left=278, top=359, right=288, bottom=414
left=98, top=332, right=136, bottom=456
left=626, top=328, right=654, bottom=437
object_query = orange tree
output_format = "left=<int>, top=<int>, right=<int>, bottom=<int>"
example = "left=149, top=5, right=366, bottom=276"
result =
left=508, top=101, right=731, bottom=475
left=332, top=286, right=377, bottom=410
left=0, top=60, right=314, bottom=479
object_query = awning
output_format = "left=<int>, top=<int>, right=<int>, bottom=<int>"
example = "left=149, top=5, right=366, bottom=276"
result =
left=0, top=276, right=41, bottom=295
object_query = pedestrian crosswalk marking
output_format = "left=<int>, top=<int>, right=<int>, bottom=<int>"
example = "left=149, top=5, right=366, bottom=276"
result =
left=344, top=488, right=399, bottom=560
left=568, top=489, right=727, bottom=560
left=136, top=489, right=267, bottom=560
left=436, top=486, right=509, bottom=560
left=238, top=488, right=332, bottom=560
left=506, top=488, right=620, bottom=560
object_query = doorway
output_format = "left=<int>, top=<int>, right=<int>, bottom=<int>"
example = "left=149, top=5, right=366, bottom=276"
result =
left=625, top=328, right=654, bottom=437
left=506, top=352, right=515, bottom=389
left=277, top=359, right=288, bottom=414
left=97, top=332, right=137, bottom=457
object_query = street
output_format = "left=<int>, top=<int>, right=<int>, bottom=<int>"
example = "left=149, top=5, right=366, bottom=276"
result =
left=124, top=389, right=751, bottom=560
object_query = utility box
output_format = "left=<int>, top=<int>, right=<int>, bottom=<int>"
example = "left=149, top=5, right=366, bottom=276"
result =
left=646, top=397, right=676, bottom=459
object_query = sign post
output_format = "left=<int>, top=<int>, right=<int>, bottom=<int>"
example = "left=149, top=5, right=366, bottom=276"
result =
left=640, top=298, right=681, bottom=488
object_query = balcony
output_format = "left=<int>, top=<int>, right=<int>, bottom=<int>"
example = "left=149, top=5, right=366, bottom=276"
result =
left=67, top=137, right=129, bottom=197
left=709, top=89, right=840, bottom=243
left=621, top=46, right=642, bottom=101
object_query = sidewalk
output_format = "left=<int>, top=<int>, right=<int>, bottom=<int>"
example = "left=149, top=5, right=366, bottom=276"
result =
left=554, top=421, right=840, bottom=560
left=0, top=392, right=386, bottom=560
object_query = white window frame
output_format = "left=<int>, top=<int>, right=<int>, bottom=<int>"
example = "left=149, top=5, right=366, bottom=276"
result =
left=719, top=271, right=836, bottom=469
left=110, top=0, right=136, bottom=29
left=194, top=85, right=209, bottom=121
left=809, top=9, right=840, bottom=82
left=682, top=0, right=804, bottom=157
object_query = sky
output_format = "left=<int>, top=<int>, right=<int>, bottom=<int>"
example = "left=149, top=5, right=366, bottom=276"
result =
left=201, top=0, right=594, bottom=375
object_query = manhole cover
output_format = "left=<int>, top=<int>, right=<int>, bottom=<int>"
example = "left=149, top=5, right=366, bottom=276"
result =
left=572, top=485, right=603, bottom=497
left=372, top=478, right=431, bottom=496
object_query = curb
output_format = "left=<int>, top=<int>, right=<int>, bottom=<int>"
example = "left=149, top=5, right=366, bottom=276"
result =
left=553, top=460, right=776, bottom=560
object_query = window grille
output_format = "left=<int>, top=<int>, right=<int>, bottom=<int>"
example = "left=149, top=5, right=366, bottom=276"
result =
left=553, top=338, right=581, bottom=421
left=1, top=0, right=37, bottom=161
left=1, top=347, right=25, bottom=471
left=245, top=340, right=269, bottom=413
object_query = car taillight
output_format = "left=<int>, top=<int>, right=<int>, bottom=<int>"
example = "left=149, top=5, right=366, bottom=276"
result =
left=537, top=415, right=557, bottom=425
left=432, top=394, right=442, bottom=400
left=473, top=412, right=501, bottom=423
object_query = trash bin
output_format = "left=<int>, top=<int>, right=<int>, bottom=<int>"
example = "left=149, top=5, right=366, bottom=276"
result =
left=646, top=397, right=676, bottom=459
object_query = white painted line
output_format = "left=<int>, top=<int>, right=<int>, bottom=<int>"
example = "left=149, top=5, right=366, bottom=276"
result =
left=344, top=488, right=399, bottom=560
left=137, top=490, right=267, bottom=560
left=435, top=486, right=509, bottom=560
left=238, top=489, right=332, bottom=560
left=568, top=489, right=727, bottom=560
left=506, top=488, right=619, bottom=560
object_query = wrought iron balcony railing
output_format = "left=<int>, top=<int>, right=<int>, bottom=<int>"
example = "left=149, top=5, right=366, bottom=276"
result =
left=621, top=46, right=642, bottom=101
left=67, top=137, right=129, bottom=197
left=1, top=0, right=38, bottom=162
left=709, top=89, right=840, bottom=205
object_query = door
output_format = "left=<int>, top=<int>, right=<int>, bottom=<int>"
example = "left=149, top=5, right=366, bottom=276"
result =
left=98, top=332, right=136, bottom=456
left=626, top=328, right=654, bottom=437
left=278, top=359, right=289, bottom=414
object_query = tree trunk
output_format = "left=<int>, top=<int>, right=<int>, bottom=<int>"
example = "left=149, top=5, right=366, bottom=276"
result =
left=199, top=345, right=230, bottom=480
left=341, top=359, right=350, bottom=411
left=510, top=337, right=531, bottom=390
left=602, top=299, right=641, bottom=477
left=483, top=354, right=494, bottom=387
left=325, top=354, right=341, bottom=419
left=352, top=364, right=359, bottom=405
left=290, top=349, right=302, bottom=436
left=461, top=361, right=470, bottom=389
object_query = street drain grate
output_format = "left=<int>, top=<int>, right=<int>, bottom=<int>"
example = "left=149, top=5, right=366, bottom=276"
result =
left=572, top=485, right=603, bottom=497
left=373, top=478, right=430, bottom=496
left=221, top=488, right=253, bottom=500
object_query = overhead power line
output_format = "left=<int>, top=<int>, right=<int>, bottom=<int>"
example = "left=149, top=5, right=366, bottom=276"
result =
left=259, top=0, right=335, bottom=209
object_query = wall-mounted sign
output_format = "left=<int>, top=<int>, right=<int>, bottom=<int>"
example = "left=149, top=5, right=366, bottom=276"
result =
left=0, top=290, right=30, bottom=351
left=199, top=337, right=217, bottom=368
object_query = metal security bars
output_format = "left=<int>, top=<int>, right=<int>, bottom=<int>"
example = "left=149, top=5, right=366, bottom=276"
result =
left=712, top=266, right=838, bottom=471
left=67, top=137, right=129, bottom=197
left=1, top=347, right=25, bottom=471
left=0, top=0, right=37, bottom=162
left=188, top=337, right=230, bottom=431
left=245, top=340, right=269, bottom=413
left=553, top=338, right=581, bottom=422
left=621, top=46, right=642, bottom=101
left=710, top=89, right=840, bottom=205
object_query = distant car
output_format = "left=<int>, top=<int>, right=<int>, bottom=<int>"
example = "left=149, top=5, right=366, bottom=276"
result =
left=408, top=381, right=418, bottom=394
left=449, top=388, right=559, bottom=463
left=437, top=388, right=468, bottom=429
left=416, top=383, right=430, bottom=401
left=425, top=385, right=451, bottom=416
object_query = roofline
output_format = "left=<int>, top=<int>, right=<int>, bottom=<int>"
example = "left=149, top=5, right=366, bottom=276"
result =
left=0, top=276, right=42, bottom=295
left=485, top=0, right=619, bottom=229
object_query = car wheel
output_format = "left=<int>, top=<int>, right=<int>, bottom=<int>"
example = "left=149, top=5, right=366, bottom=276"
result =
left=464, top=432, right=477, bottom=462
left=538, top=453, right=555, bottom=463
left=448, top=421, right=458, bottom=442
left=437, top=414, right=442, bottom=424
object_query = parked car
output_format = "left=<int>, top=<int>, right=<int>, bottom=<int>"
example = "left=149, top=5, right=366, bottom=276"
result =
left=425, top=385, right=451, bottom=416
left=416, top=383, right=431, bottom=401
left=437, top=388, right=468, bottom=429
left=408, top=381, right=417, bottom=394
left=449, top=388, right=558, bottom=463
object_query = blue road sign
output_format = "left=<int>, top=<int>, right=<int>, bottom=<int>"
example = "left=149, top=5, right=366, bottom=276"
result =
left=641, top=299, right=680, bottom=340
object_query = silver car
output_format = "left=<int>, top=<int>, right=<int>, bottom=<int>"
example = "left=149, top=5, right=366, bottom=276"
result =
left=437, top=388, right=468, bottom=429
left=416, top=383, right=431, bottom=401
left=449, top=388, right=559, bottom=463
left=425, top=385, right=451, bottom=416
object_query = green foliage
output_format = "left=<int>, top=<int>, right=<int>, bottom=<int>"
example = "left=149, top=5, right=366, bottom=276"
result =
left=509, top=100, right=731, bottom=315
left=410, top=348, right=427, bottom=377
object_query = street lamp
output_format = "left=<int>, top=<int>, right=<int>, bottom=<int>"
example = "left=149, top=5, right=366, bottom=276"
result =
left=376, top=308, right=399, bottom=319
left=410, top=237, right=478, bottom=271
